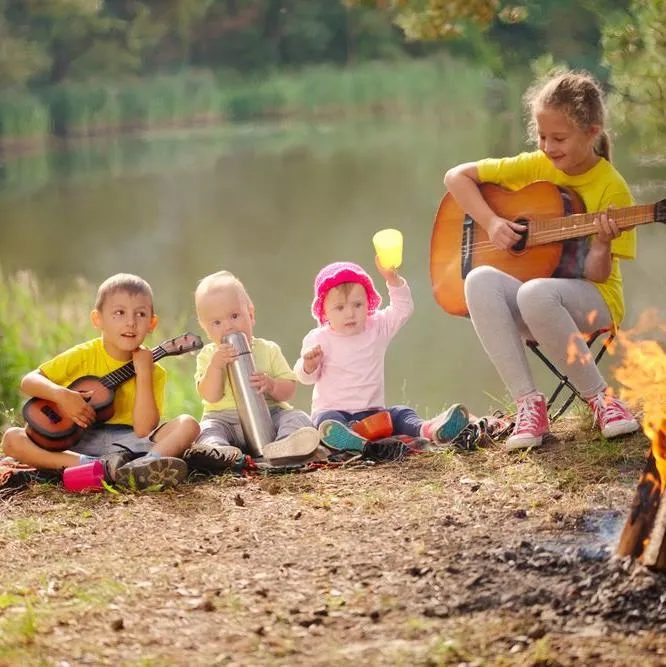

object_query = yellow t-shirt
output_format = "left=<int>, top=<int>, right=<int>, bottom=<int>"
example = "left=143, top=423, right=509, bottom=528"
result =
left=195, top=337, right=296, bottom=414
left=476, top=151, right=637, bottom=325
left=39, top=337, right=166, bottom=426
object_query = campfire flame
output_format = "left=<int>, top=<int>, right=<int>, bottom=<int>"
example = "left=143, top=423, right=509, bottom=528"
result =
left=612, top=309, right=666, bottom=568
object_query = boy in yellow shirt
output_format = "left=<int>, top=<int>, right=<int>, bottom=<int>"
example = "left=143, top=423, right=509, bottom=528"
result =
left=1, top=273, right=200, bottom=490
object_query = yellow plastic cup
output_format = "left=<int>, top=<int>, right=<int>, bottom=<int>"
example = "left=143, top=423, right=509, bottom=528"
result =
left=373, top=228, right=403, bottom=269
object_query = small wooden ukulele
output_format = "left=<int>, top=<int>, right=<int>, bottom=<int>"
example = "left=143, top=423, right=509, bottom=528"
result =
left=23, top=332, right=203, bottom=451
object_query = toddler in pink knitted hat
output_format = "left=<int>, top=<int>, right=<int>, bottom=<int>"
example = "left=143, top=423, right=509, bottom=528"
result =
left=295, top=258, right=469, bottom=452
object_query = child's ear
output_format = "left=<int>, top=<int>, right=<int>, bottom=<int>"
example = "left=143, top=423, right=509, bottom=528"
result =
left=588, top=123, right=602, bottom=140
left=149, top=314, right=158, bottom=333
left=248, top=302, right=256, bottom=324
left=90, top=309, right=102, bottom=330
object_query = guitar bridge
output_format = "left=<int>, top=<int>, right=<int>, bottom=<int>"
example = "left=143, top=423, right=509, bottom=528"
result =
left=461, top=214, right=474, bottom=278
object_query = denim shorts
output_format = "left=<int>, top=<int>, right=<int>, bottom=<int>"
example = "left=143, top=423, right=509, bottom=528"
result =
left=69, top=424, right=161, bottom=457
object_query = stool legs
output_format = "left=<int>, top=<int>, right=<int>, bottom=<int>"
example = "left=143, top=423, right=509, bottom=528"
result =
left=527, top=330, right=615, bottom=422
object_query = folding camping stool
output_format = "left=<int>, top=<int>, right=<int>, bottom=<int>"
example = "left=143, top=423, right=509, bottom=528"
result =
left=526, top=326, right=616, bottom=422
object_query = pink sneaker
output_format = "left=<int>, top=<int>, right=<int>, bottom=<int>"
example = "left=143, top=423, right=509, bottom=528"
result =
left=588, top=392, right=640, bottom=439
left=505, top=393, right=549, bottom=450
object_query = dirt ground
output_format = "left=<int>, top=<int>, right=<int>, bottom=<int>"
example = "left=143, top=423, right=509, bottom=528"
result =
left=1, top=416, right=665, bottom=667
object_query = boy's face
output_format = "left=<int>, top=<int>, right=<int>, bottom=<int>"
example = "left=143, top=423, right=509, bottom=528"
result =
left=91, top=290, right=157, bottom=360
left=197, top=285, right=255, bottom=343
left=323, top=283, right=368, bottom=336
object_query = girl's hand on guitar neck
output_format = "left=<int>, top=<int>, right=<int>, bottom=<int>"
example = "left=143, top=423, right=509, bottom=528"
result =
left=58, top=387, right=96, bottom=428
left=585, top=210, right=621, bottom=283
left=487, top=214, right=525, bottom=251
left=592, top=209, right=623, bottom=245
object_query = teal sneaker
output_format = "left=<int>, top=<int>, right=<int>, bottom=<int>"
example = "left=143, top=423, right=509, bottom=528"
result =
left=319, top=420, right=367, bottom=453
left=422, top=404, right=470, bottom=444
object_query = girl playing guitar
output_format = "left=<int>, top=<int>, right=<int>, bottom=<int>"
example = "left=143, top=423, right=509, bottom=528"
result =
left=442, top=70, right=641, bottom=450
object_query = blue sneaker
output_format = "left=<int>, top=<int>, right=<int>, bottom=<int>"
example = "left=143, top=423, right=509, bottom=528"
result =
left=318, top=420, right=367, bottom=453
left=422, top=404, right=470, bottom=444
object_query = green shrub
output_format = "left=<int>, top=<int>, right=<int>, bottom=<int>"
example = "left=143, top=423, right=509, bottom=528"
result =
left=0, top=92, right=50, bottom=143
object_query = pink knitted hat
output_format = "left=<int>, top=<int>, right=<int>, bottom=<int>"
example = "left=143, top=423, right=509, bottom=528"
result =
left=311, top=261, right=382, bottom=325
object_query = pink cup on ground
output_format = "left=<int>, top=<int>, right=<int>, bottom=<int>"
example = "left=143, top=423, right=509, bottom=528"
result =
left=63, top=461, right=105, bottom=493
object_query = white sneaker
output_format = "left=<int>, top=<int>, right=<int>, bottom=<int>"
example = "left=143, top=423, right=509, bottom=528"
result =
left=263, top=427, right=321, bottom=465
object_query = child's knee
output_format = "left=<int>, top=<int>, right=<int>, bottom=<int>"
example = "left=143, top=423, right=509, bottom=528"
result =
left=464, top=265, right=502, bottom=301
left=173, top=414, right=200, bottom=440
left=1, top=427, right=26, bottom=457
left=516, top=279, right=552, bottom=321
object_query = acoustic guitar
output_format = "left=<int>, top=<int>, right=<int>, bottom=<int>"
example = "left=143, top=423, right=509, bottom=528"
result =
left=23, top=332, right=203, bottom=451
left=430, top=180, right=666, bottom=317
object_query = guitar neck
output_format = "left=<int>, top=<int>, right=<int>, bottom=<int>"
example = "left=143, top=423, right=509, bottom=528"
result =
left=527, top=203, right=656, bottom=247
left=101, top=346, right=167, bottom=390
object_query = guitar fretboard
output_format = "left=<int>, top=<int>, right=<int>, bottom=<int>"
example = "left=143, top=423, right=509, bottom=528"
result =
left=100, top=347, right=166, bottom=390
left=527, top=203, right=656, bottom=247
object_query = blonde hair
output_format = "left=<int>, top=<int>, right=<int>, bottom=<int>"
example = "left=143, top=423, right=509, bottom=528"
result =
left=326, top=282, right=360, bottom=301
left=95, top=273, right=154, bottom=311
left=524, top=70, right=611, bottom=161
left=195, top=270, right=252, bottom=313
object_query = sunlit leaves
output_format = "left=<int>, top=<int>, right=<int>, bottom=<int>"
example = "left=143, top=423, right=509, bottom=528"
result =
left=0, top=24, right=50, bottom=86
left=23, top=0, right=103, bottom=18
left=345, top=0, right=527, bottom=40
left=602, top=0, right=666, bottom=136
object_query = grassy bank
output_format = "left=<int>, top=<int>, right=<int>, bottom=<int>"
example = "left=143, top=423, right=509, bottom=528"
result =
left=0, top=58, right=517, bottom=146
left=0, top=270, right=200, bottom=432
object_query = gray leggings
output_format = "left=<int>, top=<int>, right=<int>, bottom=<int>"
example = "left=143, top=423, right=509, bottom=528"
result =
left=464, top=266, right=612, bottom=401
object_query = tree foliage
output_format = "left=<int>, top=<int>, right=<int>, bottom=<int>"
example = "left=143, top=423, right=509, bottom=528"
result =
left=0, top=0, right=661, bottom=142
left=602, top=0, right=666, bottom=136
left=345, top=0, right=526, bottom=40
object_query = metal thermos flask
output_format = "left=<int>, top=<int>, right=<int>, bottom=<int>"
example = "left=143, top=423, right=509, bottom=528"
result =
left=222, top=332, right=276, bottom=458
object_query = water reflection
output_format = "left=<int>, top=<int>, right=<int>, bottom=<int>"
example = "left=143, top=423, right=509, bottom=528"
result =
left=1, top=119, right=665, bottom=415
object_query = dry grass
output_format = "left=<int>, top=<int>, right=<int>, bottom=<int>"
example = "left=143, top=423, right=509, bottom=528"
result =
left=0, top=416, right=663, bottom=666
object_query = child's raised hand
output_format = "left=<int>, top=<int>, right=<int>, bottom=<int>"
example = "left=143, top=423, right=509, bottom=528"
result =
left=250, top=372, right=275, bottom=396
left=374, top=256, right=401, bottom=286
left=132, top=346, right=154, bottom=377
left=302, top=345, right=323, bottom=374
left=210, top=342, right=237, bottom=369
left=58, top=388, right=96, bottom=428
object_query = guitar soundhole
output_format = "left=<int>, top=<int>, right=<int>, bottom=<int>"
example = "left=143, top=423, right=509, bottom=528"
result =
left=41, top=405, right=62, bottom=424
left=511, top=218, right=529, bottom=252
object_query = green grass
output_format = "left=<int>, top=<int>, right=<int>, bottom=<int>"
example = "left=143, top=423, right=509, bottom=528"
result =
left=0, top=91, right=50, bottom=143
left=0, top=269, right=200, bottom=433
left=0, top=57, right=508, bottom=142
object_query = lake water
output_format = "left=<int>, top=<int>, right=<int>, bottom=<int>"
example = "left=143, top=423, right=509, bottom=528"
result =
left=1, top=117, right=665, bottom=416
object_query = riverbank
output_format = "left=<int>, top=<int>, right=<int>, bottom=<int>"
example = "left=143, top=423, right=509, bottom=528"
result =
left=0, top=58, right=521, bottom=157
left=0, top=415, right=659, bottom=666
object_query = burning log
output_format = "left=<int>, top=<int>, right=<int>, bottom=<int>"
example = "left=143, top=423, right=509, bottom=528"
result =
left=612, top=322, right=666, bottom=570
left=617, top=416, right=666, bottom=570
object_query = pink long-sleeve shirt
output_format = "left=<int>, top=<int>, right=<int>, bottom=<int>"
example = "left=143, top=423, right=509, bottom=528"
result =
left=294, top=279, right=414, bottom=419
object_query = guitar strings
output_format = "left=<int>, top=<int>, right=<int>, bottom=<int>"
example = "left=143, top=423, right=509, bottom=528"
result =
left=102, top=348, right=165, bottom=387
left=444, top=208, right=655, bottom=256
